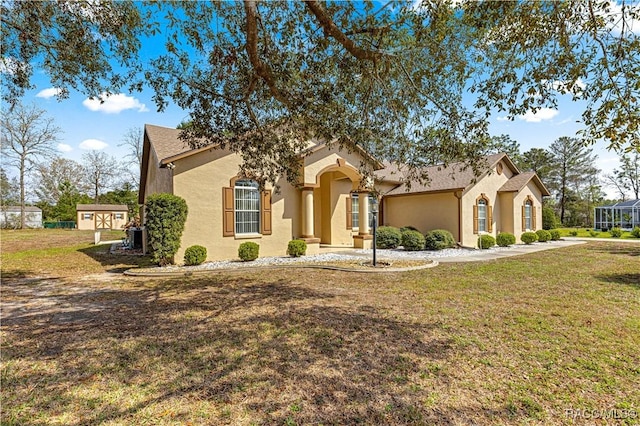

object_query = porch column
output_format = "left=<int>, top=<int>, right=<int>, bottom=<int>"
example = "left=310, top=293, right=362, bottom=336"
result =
left=301, top=187, right=315, bottom=238
left=358, top=191, right=370, bottom=235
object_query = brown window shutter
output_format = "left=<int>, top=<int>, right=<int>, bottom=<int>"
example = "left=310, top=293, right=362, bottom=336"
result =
left=487, top=205, right=493, bottom=232
left=532, top=204, right=537, bottom=231
left=346, top=196, right=353, bottom=229
left=261, top=190, right=272, bottom=235
left=473, top=204, right=478, bottom=234
left=223, top=187, right=234, bottom=237
left=522, top=205, right=526, bottom=230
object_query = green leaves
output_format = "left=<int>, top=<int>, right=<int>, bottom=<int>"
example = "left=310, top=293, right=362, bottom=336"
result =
left=145, top=193, right=188, bottom=266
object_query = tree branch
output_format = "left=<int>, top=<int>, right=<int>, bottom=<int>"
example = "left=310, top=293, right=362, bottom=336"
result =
left=303, top=0, right=384, bottom=61
left=243, top=0, right=292, bottom=107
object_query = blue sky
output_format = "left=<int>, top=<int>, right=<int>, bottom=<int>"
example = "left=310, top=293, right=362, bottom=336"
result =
left=17, top=2, right=633, bottom=199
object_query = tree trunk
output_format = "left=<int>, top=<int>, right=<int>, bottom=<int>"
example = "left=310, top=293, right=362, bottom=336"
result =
left=19, top=155, right=25, bottom=229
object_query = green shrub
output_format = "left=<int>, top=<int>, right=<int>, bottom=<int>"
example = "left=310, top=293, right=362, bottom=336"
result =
left=287, top=239, right=307, bottom=257
left=401, top=230, right=425, bottom=251
left=376, top=226, right=402, bottom=249
left=477, top=234, right=496, bottom=249
left=609, top=227, right=623, bottom=238
left=536, top=229, right=551, bottom=242
left=521, top=232, right=538, bottom=244
left=400, top=225, right=419, bottom=233
left=424, top=229, right=456, bottom=250
left=184, top=245, right=207, bottom=266
left=238, top=242, right=259, bottom=261
left=631, top=227, right=640, bottom=238
left=542, top=206, right=559, bottom=230
left=496, top=232, right=516, bottom=247
left=569, top=230, right=578, bottom=237
left=589, top=230, right=599, bottom=238
left=145, top=193, right=188, bottom=266
left=550, top=229, right=561, bottom=241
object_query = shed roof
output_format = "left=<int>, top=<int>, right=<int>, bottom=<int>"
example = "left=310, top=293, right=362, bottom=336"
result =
left=597, top=199, right=640, bottom=208
left=2, top=206, right=42, bottom=213
left=76, top=204, right=129, bottom=212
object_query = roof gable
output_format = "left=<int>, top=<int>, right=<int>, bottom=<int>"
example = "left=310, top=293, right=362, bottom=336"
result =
left=76, top=204, right=129, bottom=212
left=382, top=153, right=516, bottom=195
left=498, top=172, right=551, bottom=196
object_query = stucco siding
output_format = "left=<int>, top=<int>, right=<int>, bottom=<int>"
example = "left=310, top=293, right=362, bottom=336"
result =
left=512, top=182, right=543, bottom=236
left=303, top=146, right=364, bottom=188
left=171, top=148, right=300, bottom=262
left=383, top=192, right=459, bottom=239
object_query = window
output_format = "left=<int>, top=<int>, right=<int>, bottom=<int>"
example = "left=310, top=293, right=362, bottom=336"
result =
left=83, top=213, right=92, bottom=220
left=348, top=194, right=376, bottom=230
left=477, top=199, right=487, bottom=232
left=115, top=213, right=124, bottom=220
left=473, top=195, right=493, bottom=234
left=235, top=179, right=260, bottom=234
left=522, top=196, right=536, bottom=231
left=223, top=178, right=272, bottom=237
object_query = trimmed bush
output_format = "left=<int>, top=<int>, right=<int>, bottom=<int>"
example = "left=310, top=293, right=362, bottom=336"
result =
left=589, top=230, right=599, bottom=237
left=400, top=225, right=419, bottom=233
left=609, top=227, right=623, bottom=238
left=521, top=231, right=538, bottom=244
left=184, top=245, right=207, bottom=266
left=424, top=229, right=456, bottom=250
left=569, top=230, right=578, bottom=237
left=238, top=242, right=259, bottom=261
left=631, top=227, right=640, bottom=238
left=287, top=239, right=307, bottom=257
left=536, top=229, right=551, bottom=242
left=376, top=226, right=402, bottom=249
left=477, top=234, right=496, bottom=249
left=145, top=193, right=188, bottom=266
left=550, top=229, right=561, bottom=241
left=401, top=230, right=425, bottom=251
left=542, top=206, right=559, bottom=230
left=496, top=232, right=516, bottom=247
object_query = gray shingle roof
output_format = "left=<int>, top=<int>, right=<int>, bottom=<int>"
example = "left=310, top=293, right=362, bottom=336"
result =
left=382, top=153, right=507, bottom=195
left=144, top=124, right=192, bottom=162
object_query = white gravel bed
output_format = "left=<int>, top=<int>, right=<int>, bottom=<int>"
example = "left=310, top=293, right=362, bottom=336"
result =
left=158, top=245, right=512, bottom=272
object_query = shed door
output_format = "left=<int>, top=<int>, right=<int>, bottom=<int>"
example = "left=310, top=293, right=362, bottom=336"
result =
left=95, top=213, right=112, bottom=230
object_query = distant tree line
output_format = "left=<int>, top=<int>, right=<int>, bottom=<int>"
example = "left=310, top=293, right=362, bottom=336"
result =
left=1, top=103, right=141, bottom=227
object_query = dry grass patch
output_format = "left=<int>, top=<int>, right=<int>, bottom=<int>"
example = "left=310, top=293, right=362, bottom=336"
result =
left=1, top=241, right=639, bottom=425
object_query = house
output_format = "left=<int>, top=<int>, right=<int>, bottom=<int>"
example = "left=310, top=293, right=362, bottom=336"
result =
left=375, top=153, right=550, bottom=247
left=139, top=124, right=549, bottom=261
left=0, top=206, right=43, bottom=228
left=76, top=204, right=129, bottom=230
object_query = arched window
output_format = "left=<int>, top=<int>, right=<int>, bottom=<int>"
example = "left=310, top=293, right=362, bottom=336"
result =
left=223, top=178, right=272, bottom=237
left=473, top=194, right=493, bottom=234
left=522, top=196, right=536, bottom=231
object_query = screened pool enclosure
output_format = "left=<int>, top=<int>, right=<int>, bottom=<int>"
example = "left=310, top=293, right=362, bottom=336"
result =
left=594, top=199, right=640, bottom=230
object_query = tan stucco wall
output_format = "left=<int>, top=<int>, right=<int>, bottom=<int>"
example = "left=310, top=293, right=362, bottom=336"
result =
left=383, top=192, right=460, bottom=240
left=460, top=165, right=512, bottom=247
left=498, top=193, right=514, bottom=234
left=169, top=148, right=301, bottom=262
left=512, top=181, right=543, bottom=236
left=303, top=145, right=364, bottom=188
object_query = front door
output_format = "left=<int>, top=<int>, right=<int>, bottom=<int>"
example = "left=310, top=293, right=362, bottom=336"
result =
left=95, top=213, right=112, bottom=230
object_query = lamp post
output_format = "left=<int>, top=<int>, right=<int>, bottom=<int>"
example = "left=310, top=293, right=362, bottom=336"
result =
left=371, top=196, right=378, bottom=266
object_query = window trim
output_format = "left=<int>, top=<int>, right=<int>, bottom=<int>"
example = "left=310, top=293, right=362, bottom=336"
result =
left=522, top=195, right=536, bottom=231
left=223, top=177, right=272, bottom=238
left=234, top=179, right=261, bottom=235
left=473, top=194, right=493, bottom=234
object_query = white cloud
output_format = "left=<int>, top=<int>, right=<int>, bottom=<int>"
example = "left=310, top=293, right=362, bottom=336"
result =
left=0, top=57, right=27, bottom=76
left=496, top=115, right=510, bottom=122
left=604, top=1, right=640, bottom=35
left=79, top=139, right=108, bottom=150
left=519, top=108, right=559, bottom=123
left=82, top=93, right=149, bottom=114
left=36, top=87, right=62, bottom=99
left=57, top=143, right=73, bottom=153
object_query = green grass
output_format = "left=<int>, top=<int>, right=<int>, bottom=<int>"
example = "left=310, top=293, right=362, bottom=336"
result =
left=556, top=227, right=638, bottom=239
left=1, top=229, right=639, bottom=425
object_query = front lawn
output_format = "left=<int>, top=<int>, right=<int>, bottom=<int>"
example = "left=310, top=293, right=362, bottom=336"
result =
left=1, top=232, right=639, bottom=425
left=556, top=227, right=638, bottom=239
